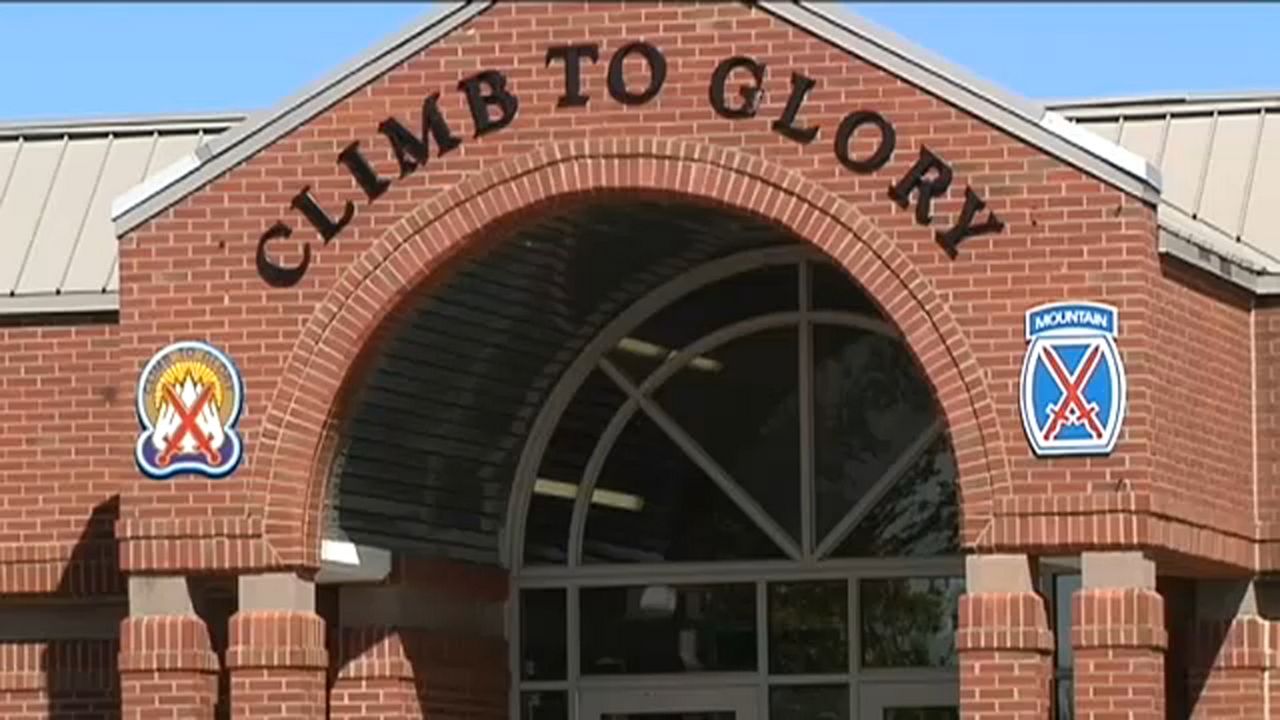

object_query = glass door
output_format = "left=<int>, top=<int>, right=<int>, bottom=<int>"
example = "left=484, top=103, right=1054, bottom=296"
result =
left=580, top=687, right=759, bottom=720
left=858, top=682, right=958, bottom=720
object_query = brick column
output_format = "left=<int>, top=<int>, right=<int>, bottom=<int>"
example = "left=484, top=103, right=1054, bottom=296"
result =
left=957, top=554, right=1054, bottom=720
left=329, top=582, right=508, bottom=720
left=1073, top=551, right=1167, bottom=720
left=331, top=627, right=419, bottom=719
left=1186, top=580, right=1274, bottom=718
left=227, top=573, right=327, bottom=719
left=118, top=576, right=218, bottom=720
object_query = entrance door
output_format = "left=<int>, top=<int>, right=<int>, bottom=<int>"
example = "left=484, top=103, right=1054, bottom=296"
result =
left=580, top=687, right=758, bottom=720
left=859, top=682, right=959, bottom=720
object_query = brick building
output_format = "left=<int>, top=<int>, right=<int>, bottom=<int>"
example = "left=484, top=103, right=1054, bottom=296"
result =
left=0, top=1, right=1276, bottom=718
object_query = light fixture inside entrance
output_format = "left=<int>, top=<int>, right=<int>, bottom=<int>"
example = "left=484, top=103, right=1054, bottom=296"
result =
left=616, top=337, right=723, bottom=373
left=533, top=478, right=646, bottom=511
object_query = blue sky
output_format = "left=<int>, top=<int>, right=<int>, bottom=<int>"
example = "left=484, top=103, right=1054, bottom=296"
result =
left=0, top=2, right=1275, bottom=122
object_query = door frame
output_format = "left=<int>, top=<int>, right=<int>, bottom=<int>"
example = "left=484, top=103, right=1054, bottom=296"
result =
left=580, top=686, right=759, bottom=720
left=859, top=680, right=959, bottom=718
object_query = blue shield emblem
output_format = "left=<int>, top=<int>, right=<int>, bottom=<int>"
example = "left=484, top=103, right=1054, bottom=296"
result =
left=1019, top=301, right=1126, bottom=456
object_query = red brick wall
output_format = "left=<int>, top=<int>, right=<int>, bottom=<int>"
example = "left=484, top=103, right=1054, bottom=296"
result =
left=111, top=0, right=1185, bottom=568
left=1256, top=300, right=1280, bottom=563
left=1148, top=259, right=1255, bottom=557
left=0, top=0, right=1251, bottom=583
left=0, top=314, right=124, bottom=596
left=0, top=641, right=119, bottom=719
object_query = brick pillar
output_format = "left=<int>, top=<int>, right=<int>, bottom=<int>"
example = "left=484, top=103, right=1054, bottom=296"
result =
left=330, top=627, right=418, bottom=719
left=118, top=576, right=218, bottom=720
left=329, top=579, right=508, bottom=719
left=1186, top=580, right=1274, bottom=718
left=227, top=573, right=327, bottom=719
left=1073, top=551, right=1167, bottom=720
left=957, top=554, right=1054, bottom=720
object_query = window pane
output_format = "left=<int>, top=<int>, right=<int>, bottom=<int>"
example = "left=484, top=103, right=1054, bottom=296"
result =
left=583, top=412, right=785, bottom=563
left=812, top=326, right=936, bottom=545
left=520, top=589, right=566, bottom=680
left=580, top=584, right=756, bottom=674
left=768, top=581, right=848, bottom=673
left=655, top=327, right=801, bottom=543
left=770, top=685, right=849, bottom=720
left=521, top=691, right=567, bottom=720
left=860, top=578, right=963, bottom=668
left=810, top=261, right=884, bottom=317
left=833, top=435, right=958, bottom=557
left=526, top=369, right=628, bottom=565
left=610, top=263, right=798, bottom=381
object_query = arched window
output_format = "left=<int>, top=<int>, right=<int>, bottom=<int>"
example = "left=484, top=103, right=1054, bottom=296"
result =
left=510, top=247, right=963, bottom=720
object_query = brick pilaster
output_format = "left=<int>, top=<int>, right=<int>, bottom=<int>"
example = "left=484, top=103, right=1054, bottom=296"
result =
left=957, top=591, right=1054, bottom=719
left=1073, top=551, right=1167, bottom=720
left=227, top=610, right=327, bottom=719
left=119, top=615, right=218, bottom=720
left=1187, top=615, right=1271, bottom=718
left=957, top=555, right=1053, bottom=720
left=0, top=640, right=119, bottom=719
left=330, top=627, right=419, bottom=720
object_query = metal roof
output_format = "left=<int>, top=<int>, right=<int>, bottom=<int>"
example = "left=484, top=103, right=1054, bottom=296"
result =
left=0, top=114, right=243, bottom=315
left=1051, top=93, right=1280, bottom=291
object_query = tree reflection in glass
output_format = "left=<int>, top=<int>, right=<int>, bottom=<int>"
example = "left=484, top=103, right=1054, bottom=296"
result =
left=835, top=435, right=959, bottom=558
left=812, top=326, right=936, bottom=544
left=768, top=581, right=848, bottom=673
left=860, top=578, right=964, bottom=668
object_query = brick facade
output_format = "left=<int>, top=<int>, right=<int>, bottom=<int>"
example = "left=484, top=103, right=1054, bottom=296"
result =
left=0, top=1, right=1275, bottom=717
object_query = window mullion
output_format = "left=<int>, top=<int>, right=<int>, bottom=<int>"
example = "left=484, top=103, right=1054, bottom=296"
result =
left=814, top=419, right=944, bottom=558
left=566, top=367, right=641, bottom=567
left=798, top=261, right=815, bottom=560
left=600, top=358, right=804, bottom=562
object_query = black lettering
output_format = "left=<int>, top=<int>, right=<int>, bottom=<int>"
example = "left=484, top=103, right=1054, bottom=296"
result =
left=709, top=56, right=766, bottom=120
left=291, top=186, right=354, bottom=242
left=458, top=70, right=519, bottom=138
left=607, top=41, right=667, bottom=106
left=546, top=43, right=600, bottom=108
left=256, top=222, right=310, bottom=288
left=376, top=93, right=462, bottom=177
left=936, top=186, right=1004, bottom=258
left=337, top=141, right=391, bottom=202
left=887, top=147, right=953, bottom=225
left=834, top=111, right=895, bottom=174
left=771, top=72, right=819, bottom=144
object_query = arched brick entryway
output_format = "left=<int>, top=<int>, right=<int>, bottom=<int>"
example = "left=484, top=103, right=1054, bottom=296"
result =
left=251, top=138, right=1009, bottom=569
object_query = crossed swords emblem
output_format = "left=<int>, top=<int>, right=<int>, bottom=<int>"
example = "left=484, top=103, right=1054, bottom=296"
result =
left=1038, top=342, right=1105, bottom=441
left=156, top=384, right=223, bottom=468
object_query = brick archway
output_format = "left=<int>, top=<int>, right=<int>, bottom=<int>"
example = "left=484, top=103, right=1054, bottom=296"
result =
left=253, top=138, right=1009, bottom=569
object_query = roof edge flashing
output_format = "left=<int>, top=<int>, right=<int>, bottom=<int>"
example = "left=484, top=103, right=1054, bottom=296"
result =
left=111, top=1, right=485, bottom=239
left=110, top=152, right=203, bottom=224
left=1040, top=111, right=1163, bottom=191
left=1157, top=228, right=1263, bottom=293
left=763, top=2, right=1160, bottom=204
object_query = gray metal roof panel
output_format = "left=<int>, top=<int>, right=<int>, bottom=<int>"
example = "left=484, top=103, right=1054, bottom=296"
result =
left=1057, top=93, right=1280, bottom=277
left=0, top=118, right=242, bottom=315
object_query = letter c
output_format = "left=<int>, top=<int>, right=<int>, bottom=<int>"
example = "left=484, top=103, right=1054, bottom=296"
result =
left=256, top=221, right=310, bottom=288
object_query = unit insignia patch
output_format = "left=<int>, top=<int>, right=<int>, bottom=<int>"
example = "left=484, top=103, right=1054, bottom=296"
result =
left=1019, top=301, right=1126, bottom=457
left=135, top=340, right=244, bottom=479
